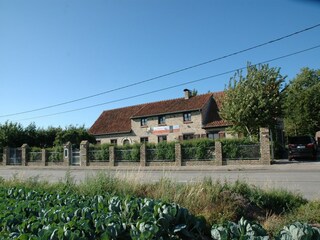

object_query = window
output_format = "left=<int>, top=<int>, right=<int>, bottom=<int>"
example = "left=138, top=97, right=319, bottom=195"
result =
left=183, top=134, right=194, bottom=140
left=158, top=115, right=166, bottom=125
left=110, top=139, right=117, bottom=145
left=141, top=118, right=148, bottom=127
left=140, top=137, right=148, bottom=143
left=123, top=139, right=130, bottom=145
left=208, top=132, right=219, bottom=140
left=158, top=135, right=167, bottom=143
left=183, top=112, right=192, bottom=122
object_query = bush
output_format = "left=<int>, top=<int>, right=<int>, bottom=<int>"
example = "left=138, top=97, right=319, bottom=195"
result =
left=89, top=143, right=110, bottom=161
left=220, top=138, right=259, bottom=159
left=46, top=146, right=63, bottom=162
left=115, top=143, right=141, bottom=161
left=181, top=138, right=215, bottom=160
left=146, top=142, right=175, bottom=161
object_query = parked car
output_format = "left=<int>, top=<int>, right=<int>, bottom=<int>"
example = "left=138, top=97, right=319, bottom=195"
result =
left=288, top=136, right=317, bottom=161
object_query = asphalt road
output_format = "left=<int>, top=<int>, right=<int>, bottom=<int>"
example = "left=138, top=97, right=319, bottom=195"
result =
left=0, top=160, right=320, bottom=200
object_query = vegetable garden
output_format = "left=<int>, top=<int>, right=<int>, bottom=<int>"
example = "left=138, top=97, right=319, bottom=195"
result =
left=1, top=175, right=320, bottom=239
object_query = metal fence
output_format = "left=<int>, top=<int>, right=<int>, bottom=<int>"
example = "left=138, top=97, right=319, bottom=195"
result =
left=28, top=151, right=42, bottom=162
left=223, top=144, right=260, bottom=160
left=181, top=146, right=215, bottom=161
left=47, top=151, right=63, bottom=162
left=146, top=148, right=175, bottom=162
left=115, top=148, right=139, bottom=162
left=88, top=149, right=109, bottom=162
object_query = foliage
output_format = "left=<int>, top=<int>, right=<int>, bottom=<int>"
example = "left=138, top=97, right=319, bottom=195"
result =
left=181, top=138, right=215, bottom=160
left=28, top=147, right=42, bottom=162
left=46, top=146, right=63, bottom=162
left=211, top=217, right=269, bottom=239
left=54, top=125, right=96, bottom=146
left=0, top=186, right=207, bottom=239
left=212, top=218, right=320, bottom=240
left=220, top=63, right=285, bottom=139
left=220, top=138, right=259, bottom=160
left=115, top=143, right=141, bottom=161
left=89, top=143, right=110, bottom=161
left=0, top=121, right=96, bottom=151
left=283, top=67, right=320, bottom=136
left=146, top=142, right=175, bottom=161
left=276, top=222, right=320, bottom=240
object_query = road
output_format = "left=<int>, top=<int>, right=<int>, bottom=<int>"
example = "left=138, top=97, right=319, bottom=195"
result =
left=0, top=160, right=319, bottom=200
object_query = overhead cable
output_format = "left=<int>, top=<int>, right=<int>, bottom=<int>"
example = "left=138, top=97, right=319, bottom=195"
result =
left=16, top=44, right=320, bottom=121
left=1, top=23, right=319, bottom=118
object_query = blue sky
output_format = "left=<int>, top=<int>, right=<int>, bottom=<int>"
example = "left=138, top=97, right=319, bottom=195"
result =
left=0, top=0, right=319, bottom=129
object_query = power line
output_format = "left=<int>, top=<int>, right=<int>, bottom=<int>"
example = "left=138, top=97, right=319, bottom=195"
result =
left=1, top=23, right=319, bottom=118
left=16, top=44, right=320, bottom=122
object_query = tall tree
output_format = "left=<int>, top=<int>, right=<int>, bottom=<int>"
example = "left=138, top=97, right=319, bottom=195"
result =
left=220, top=63, right=285, bottom=139
left=283, top=67, right=320, bottom=136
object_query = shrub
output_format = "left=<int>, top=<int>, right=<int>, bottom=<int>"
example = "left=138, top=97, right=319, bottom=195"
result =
left=146, top=142, right=175, bottom=161
left=115, top=143, right=141, bottom=161
left=46, top=146, right=63, bottom=162
left=220, top=138, right=259, bottom=159
left=181, top=138, right=215, bottom=160
left=89, top=143, right=110, bottom=161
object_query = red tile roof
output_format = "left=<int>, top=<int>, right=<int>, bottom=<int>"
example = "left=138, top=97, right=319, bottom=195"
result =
left=132, top=93, right=213, bottom=118
left=89, top=104, right=146, bottom=135
left=89, top=91, right=229, bottom=135
left=204, top=91, right=231, bottom=128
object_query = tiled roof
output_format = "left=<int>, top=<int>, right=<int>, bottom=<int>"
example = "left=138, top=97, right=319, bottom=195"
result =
left=203, top=91, right=232, bottom=128
left=89, top=92, right=229, bottom=135
left=132, top=93, right=213, bottom=118
left=89, top=104, right=146, bottom=135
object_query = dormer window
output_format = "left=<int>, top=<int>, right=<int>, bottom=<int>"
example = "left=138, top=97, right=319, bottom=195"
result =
left=140, top=117, right=148, bottom=127
left=158, top=115, right=166, bottom=125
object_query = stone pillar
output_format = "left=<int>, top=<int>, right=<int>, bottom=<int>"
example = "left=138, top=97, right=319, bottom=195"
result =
left=63, top=142, right=72, bottom=166
left=109, top=146, right=115, bottom=166
left=42, top=149, right=47, bottom=166
left=260, top=128, right=271, bottom=165
left=140, top=144, right=146, bottom=167
left=175, top=143, right=182, bottom=166
left=3, top=147, right=9, bottom=165
left=80, top=140, right=89, bottom=166
left=215, top=141, right=223, bottom=166
left=0, top=149, right=6, bottom=166
left=21, top=144, right=29, bottom=166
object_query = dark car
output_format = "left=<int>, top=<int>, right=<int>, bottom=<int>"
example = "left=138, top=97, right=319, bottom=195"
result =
left=288, top=136, right=317, bottom=161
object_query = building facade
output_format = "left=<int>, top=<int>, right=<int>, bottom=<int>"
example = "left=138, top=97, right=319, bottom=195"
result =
left=89, top=89, right=231, bottom=145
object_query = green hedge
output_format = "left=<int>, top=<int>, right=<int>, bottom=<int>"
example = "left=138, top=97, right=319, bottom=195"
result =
left=89, top=143, right=110, bottom=161
left=220, top=138, right=259, bottom=160
left=146, top=142, right=175, bottom=161
left=115, top=143, right=141, bottom=161
left=181, top=139, right=215, bottom=160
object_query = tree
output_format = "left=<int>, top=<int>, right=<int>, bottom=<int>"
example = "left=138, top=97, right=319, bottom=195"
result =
left=54, top=125, right=96, bottom=146
left=220, top=63, right=285, bottom=139
left=283, top=67, right=320, bottom=136
left=0, top=121, right=25, bottom=150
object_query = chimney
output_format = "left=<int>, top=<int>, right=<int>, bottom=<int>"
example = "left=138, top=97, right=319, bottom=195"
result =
left=184, top=89, right=191, bottom=100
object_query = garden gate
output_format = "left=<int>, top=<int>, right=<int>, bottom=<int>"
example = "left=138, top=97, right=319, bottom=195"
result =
left=71, top=148, right=80, bottom=166
left=9, top=148, right=22, bottom=165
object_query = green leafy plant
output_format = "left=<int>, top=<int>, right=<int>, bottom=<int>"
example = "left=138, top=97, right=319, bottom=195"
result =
left=211, top=217, right=269, bottom=240
left=181, top=138, right=215, bottom=160
left=276, top=222, right=320, bottom=240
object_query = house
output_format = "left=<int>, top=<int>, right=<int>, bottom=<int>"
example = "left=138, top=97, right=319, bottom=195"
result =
left=89, top=89, right=231, bottom=145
